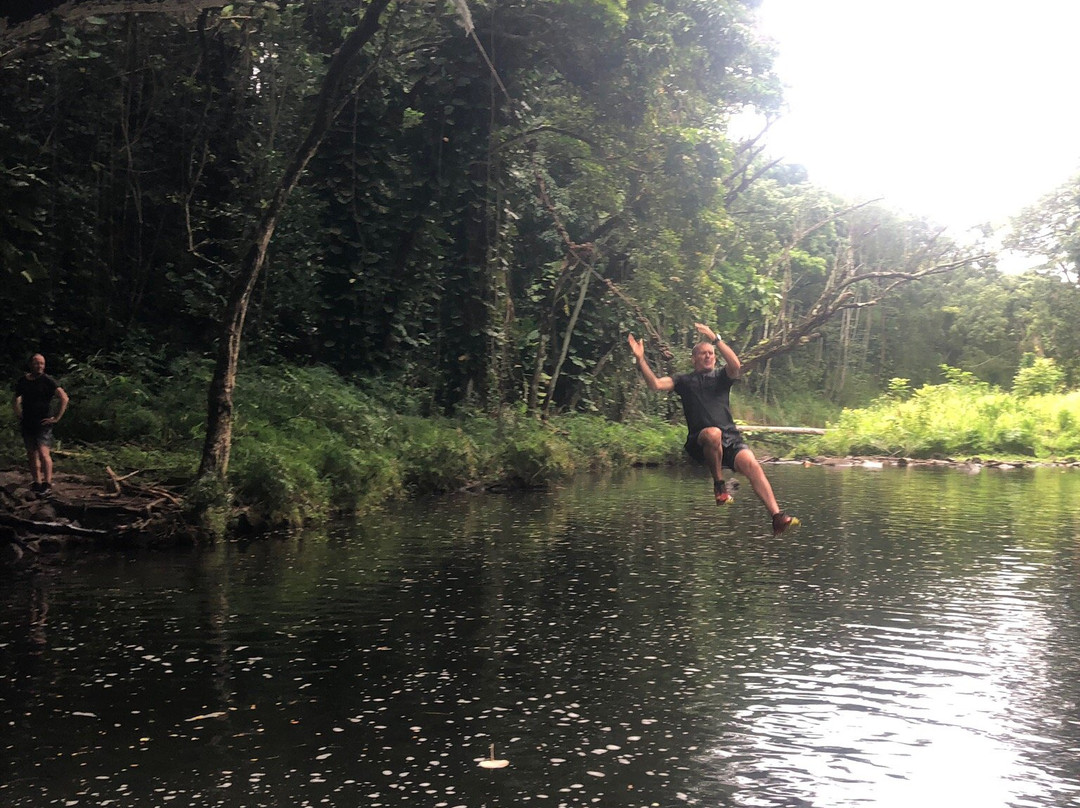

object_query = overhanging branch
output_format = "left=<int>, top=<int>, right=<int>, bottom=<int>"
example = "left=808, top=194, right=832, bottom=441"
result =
left=742, top=251, right=992, bottom=369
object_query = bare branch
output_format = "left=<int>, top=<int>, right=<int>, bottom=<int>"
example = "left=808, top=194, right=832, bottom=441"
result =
left=829, top=254, right=991, bottom=295
left=723, top=155, right=783, bottom=207
left=742, top=249, right=991, bottom=369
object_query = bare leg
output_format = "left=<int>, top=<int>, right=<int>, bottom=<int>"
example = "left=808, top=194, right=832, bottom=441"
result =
left=26, top=447, right=43, bottom=485
left=696, top=427, right=725, bottom=486
left=733, top=448, right=780, bottom=516
left=698, top=428, right=735, bottom=505
left=38, top=446, right=54, bottom=485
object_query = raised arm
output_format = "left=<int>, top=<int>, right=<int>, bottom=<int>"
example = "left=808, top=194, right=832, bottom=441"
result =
left=693, top=323, right=741, bottom=379
left=627, top=333, right=674, bottom=392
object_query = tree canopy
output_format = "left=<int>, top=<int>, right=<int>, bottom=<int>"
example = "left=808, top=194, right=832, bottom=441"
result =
left=3, top=0, right=1064, bottom=478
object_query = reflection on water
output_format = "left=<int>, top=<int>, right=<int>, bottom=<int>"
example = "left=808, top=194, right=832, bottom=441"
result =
left=3, top=464, right=1080, bottom=807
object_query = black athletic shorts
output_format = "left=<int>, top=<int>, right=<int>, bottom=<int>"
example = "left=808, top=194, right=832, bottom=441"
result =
left=684, top=430, right=749, bottom=471
left=21, top=424, right=54, bottom=451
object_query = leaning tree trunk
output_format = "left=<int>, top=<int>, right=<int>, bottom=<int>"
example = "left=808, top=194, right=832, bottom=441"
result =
left=542, top=261, right=592, bottom=419
left=198, top=0, right=394, bottom=479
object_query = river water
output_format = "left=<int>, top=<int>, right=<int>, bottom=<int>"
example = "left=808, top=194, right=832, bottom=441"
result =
left=3, top=463, right=1080, bottom=808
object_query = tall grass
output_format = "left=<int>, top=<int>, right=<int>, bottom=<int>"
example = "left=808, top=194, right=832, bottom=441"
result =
left=8, top=354, right=1074, bottom=534
left=810, top=376, right=1080, bottom=460
left=4, top=355, right=691, bottom=531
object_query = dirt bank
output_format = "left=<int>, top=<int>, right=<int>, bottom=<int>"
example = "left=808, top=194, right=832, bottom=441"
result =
left=1, top=469, right=193, bottom=567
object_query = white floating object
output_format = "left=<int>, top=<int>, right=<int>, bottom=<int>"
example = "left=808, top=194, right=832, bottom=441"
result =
left=478, top=743, right=509, bottom=769
left=185, top=711, right=227, bottom=722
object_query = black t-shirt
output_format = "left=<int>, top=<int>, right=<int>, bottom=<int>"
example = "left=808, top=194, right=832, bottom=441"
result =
left=672, top=367, right=741, bottom=439
left=15, top=374, right=59, bottom=430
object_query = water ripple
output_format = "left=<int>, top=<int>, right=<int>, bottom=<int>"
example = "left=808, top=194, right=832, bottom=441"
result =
left=2, top=465, right=1080, bottom=807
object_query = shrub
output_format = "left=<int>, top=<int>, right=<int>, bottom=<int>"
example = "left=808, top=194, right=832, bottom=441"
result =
left=557, top=415, right=625, bottom=468
left=397, top=418, right=479, bottom=493
left=1013, top=356, right=1065, bottom=397
left=620, top=419, right=687, bottom=465
left=231, top=441, right=329, bottom=529
left=499, top=425, right=576, bottom=487
left=986, top=410, right=1037, bottom=456
left=316, top=442, right=401, bottom=512
left=811, top=378, right=1080, bottom=461
left=885, top=377, right=912, bottom=400
left=183, top=473, right=231, bottom=538
left=60, top=367, right=165, bottom=444
left=235, top=364, right=390, bottom=447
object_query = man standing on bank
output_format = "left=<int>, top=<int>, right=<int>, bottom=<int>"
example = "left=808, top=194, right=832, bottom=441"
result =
left=13, top=353, right=69, bottom=497
left=628, top=323, right=798, bottom=536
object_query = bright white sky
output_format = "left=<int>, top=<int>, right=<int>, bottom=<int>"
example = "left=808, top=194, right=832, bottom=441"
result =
left=742, top=0, right=1080, bottom=240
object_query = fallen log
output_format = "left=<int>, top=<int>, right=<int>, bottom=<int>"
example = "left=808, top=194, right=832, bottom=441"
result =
left=739, top=425, right=827, bottom=435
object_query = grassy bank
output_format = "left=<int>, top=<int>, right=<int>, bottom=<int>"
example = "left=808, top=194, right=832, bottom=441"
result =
left=807, top=373, right=1080, bottom=462
left=2, top=357, right=685, bottom=531
left=9, top=357, right=1075, bottom=534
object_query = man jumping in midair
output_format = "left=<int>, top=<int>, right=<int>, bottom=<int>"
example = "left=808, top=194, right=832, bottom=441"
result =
left=628, top=323, right=798, bottom=536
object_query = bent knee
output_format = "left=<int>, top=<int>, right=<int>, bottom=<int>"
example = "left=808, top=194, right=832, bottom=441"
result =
left=733, top=449, right=761, bottom=473
left=697, top=427, right=724, bottom=447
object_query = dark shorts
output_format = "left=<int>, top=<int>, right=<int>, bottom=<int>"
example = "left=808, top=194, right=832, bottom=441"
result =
left=21, top=425, right=54, bottom=452
left=684, top=430, right=749, bottom=471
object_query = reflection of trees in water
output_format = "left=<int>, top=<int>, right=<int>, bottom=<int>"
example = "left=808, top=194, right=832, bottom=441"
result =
left=29, top=579, right=50, bottom=652
left=5, top=465, right=1080, bottom=806
left=1, top=574, right=54, bottom=654
left=192, top=547, right=236, bottom=755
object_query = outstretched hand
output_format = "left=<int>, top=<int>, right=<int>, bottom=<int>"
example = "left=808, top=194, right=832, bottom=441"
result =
left=627, top=333, right=645, bottom=360
left=693, top=322, right=716, bottom=342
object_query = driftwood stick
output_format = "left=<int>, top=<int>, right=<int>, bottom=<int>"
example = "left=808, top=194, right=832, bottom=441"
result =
left=0, top=513, right=110, bottom=537
left=140, top=487, right=183, bottom=506
left=145, top=497, right=169, bottom=513
left=739, top=425, right=827, bottom=435
left=105, top=466, right=124, bottom=494
left=103, top=466, right=183, bottom=506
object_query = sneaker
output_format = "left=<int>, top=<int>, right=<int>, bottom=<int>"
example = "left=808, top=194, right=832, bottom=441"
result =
left=39, top=483, right=53, bottom=497
left=714, top=480, right=733, bottom=506
left=772, top=511, right=799, bottom=536
left=30, top=481, right=43, bottom=495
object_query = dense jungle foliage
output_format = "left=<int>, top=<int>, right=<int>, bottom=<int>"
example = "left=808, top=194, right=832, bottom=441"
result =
left=0, top=357, right=685, bottom=529
left=3, top=0, right=1079, bottom=526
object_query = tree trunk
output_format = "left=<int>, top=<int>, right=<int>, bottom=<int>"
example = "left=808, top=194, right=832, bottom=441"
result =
left=198, top=0, right=393, bottom=479
left=527, top=331, right=550, bottom=414
left=542, top=262, right=592, bottom=419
